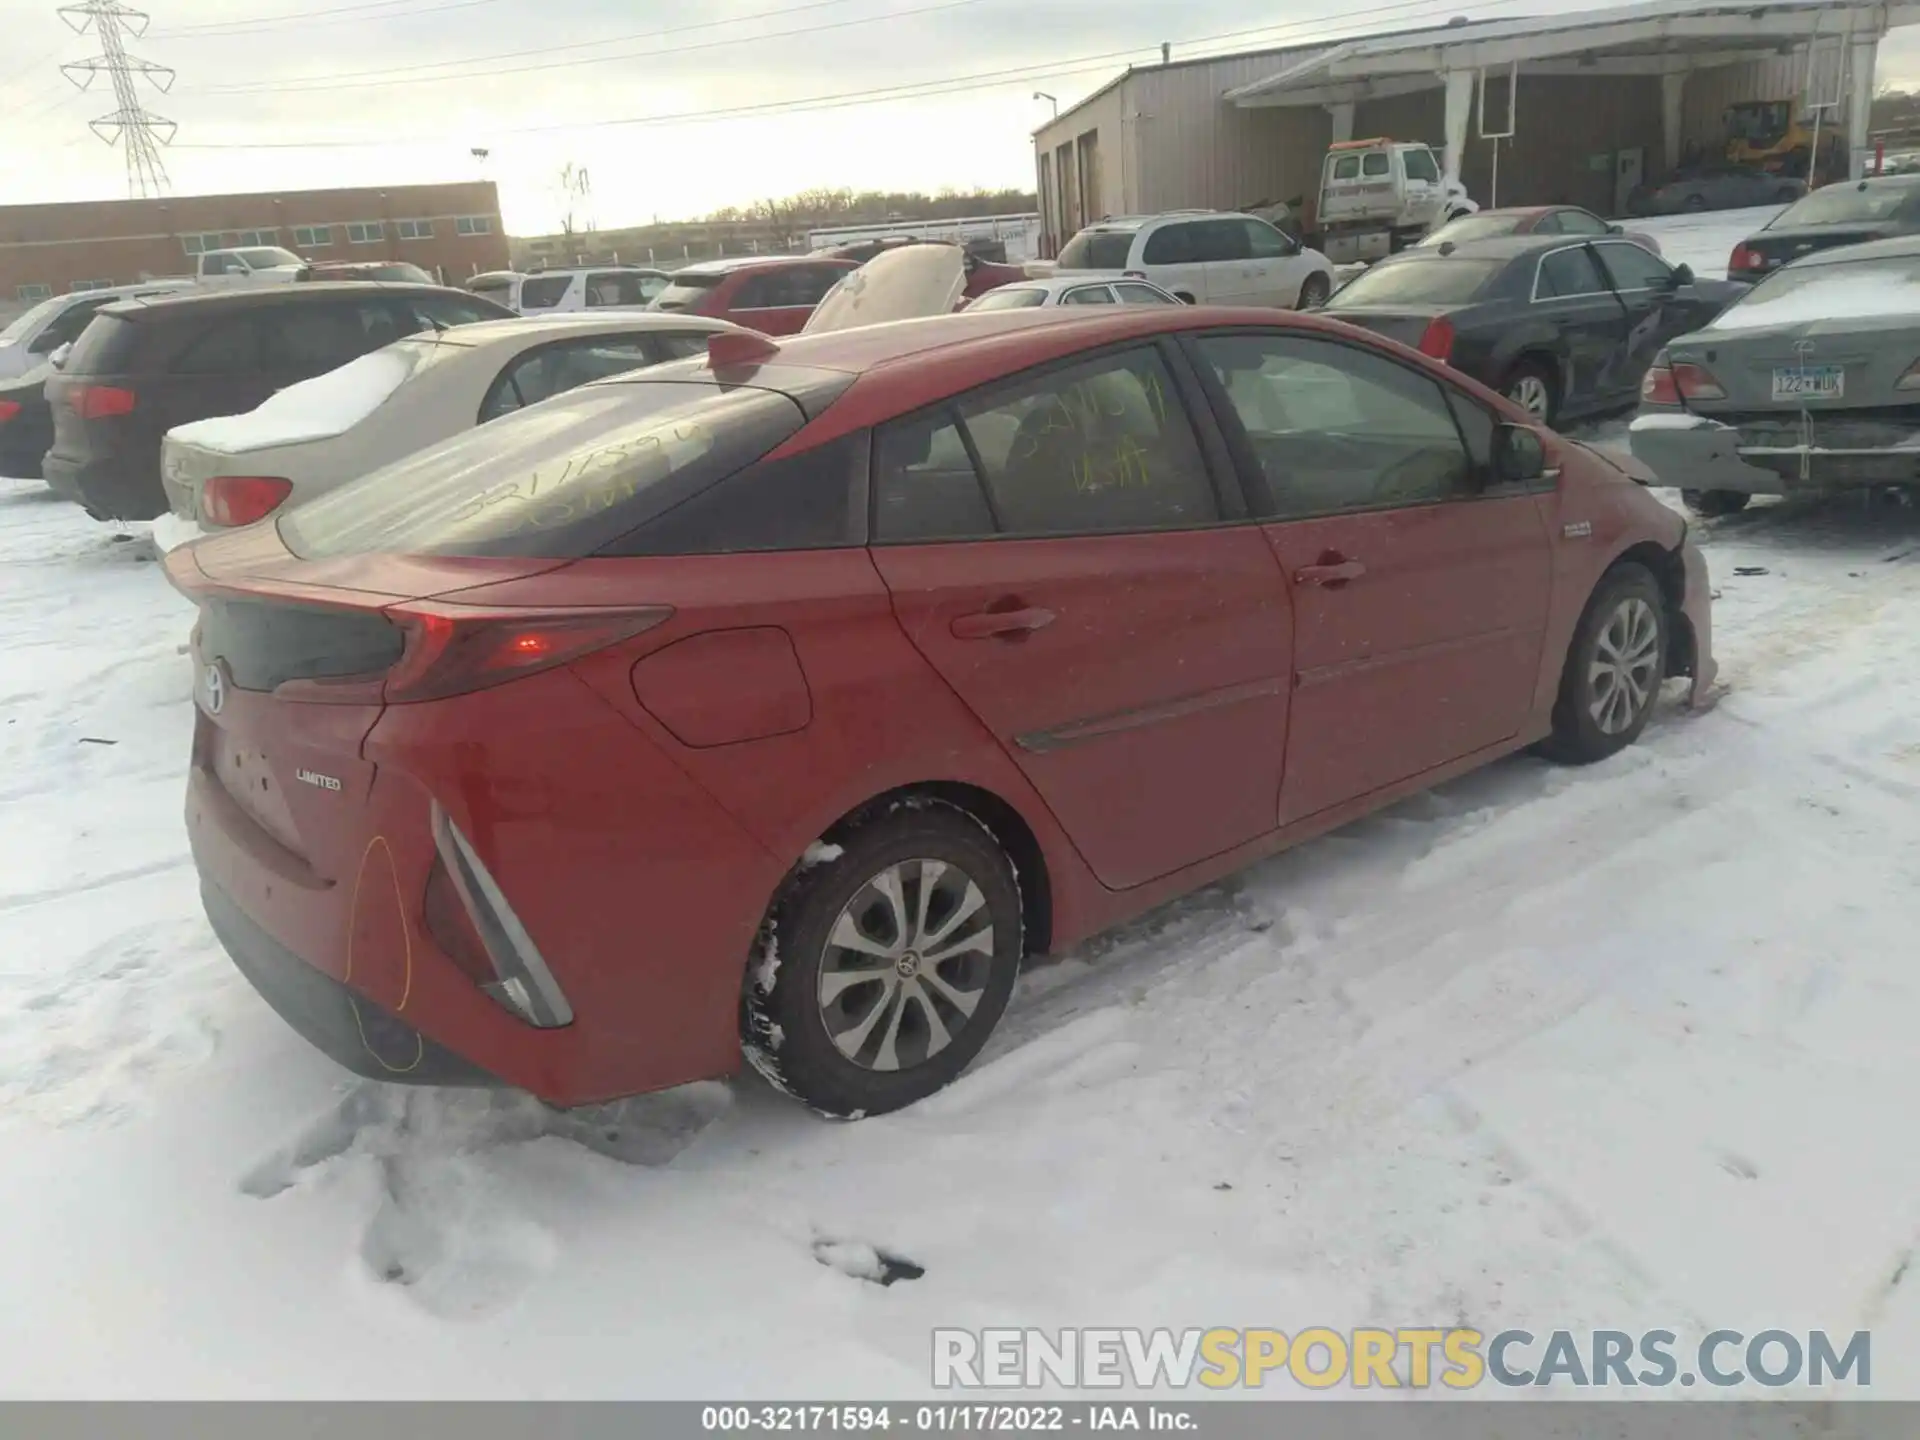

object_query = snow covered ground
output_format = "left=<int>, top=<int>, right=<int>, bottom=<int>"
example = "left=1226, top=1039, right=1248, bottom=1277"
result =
left=8, top=204, right=1920, bottom=1402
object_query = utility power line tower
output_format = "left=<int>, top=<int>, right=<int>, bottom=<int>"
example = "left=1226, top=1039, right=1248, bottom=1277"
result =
left=59, top=0, right=177, bottom=198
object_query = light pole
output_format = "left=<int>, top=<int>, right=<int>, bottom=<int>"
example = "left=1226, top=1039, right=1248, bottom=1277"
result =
left=1033, top=91, right=1057, bottom=118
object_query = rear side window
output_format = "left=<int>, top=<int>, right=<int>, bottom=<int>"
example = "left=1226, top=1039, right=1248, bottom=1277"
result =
left=1056, top=230, right=1136, bottom=270
left=478, top=338, right=658, bottom=422
left=652, top=273, right=726, bottom=311
left=518, top=274, right=573, bottom=309
left=1142, top=224, right=1196, bottom=265
left=874, top=346, right=1219, bottom=541
left=603, top=432, right=862, bottom=556
left=968, top=288, right=1048, bottom=311
left=1189, top=220, right=1251, bottom=263
left=279, top=382, right=811, bottom=559
left=171, top=317, right=262, bottom=374
left=1061, top=286, right=1115, bottom=305
left=268, top=299, right=404, bottom=374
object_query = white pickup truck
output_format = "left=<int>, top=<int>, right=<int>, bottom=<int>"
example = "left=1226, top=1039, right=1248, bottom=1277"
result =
left=191, top=245, right=311, bottom=287
left=1310, top=139, right=1477, bottom=266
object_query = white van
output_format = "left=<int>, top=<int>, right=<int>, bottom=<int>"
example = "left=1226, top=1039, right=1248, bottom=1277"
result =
left=468, top=266, right=672, bottom=316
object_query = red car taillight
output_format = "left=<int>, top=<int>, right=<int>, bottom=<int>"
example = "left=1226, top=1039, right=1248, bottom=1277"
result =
left=201, top=475, right=293, bottom=527
left=68, top=384, right=136, bottom=419
left=1642, top=357, right=1725, bottom=405
left=1417, top=316, right=1456, bottom=362
left=0, top=400, right=19, bottom=423
left=271, top=604, right=673, bottom=706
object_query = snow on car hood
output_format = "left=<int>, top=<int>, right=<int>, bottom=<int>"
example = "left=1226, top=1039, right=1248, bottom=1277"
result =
left=803, top=244, right=966, bottom=333
left=166, top=345, right=421, bottom=454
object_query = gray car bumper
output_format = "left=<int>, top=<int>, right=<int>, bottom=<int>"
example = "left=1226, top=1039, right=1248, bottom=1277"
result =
left=1628, top=414, right=1787, bottom=496
left=1629, top=412, right=1920, bottom=495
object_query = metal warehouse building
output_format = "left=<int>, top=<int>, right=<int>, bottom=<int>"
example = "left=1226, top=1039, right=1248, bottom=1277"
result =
left=1032, top=0, right=1910, bottom=252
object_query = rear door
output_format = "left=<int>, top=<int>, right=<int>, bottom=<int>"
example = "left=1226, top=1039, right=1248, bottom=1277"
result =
left=1186, top=328, right=1553, bottom=823
left=1530, top=245, right=1630, bottom=414
left=868, top=340, right=1294, bottom=891
left=1140, top=222, right=1209, bottom=303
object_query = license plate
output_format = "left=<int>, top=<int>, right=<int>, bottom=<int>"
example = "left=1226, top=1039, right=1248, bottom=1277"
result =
left=1771, top=365, right=1843, bottom=401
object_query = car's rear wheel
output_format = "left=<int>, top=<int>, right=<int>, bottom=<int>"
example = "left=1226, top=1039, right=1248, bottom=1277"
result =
left=1539, top=564, right=1669, bottom=765
left=1297, top=272, right=1331, bottom=309
left=1502, top=358, right=1559, bottom=426
left=741, top=804, right=1024, bottom=1117
left=1681, top=488, right=1750, bottom=518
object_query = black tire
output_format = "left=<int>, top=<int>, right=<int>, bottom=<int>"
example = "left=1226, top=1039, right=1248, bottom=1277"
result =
left=740, top=802, right=1024, bottom=1118
left=1501, top=356, right=1560, bottom=427
left=1297, top=272, right=1331, bottom=309
left=1681, top=488, right=1750, bottom=518
left=1539, top=564, right=1669, bottom=766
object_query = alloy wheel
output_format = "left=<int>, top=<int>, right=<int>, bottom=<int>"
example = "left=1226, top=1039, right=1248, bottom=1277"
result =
left=1588, top=597, right=1661, bottom=735
left=816, top=858, right=996, bottom=1073
left=1509, top=375, right=1552, bottom=419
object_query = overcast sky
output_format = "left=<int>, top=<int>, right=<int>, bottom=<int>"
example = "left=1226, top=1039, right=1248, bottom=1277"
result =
left=3, top=0, right=1915, bottom=234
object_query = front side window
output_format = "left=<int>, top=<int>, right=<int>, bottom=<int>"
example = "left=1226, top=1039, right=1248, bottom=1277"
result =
left=1362, top=152, right=1390, bottom=176
left=1534, top=247, right=1610, bottom=299
left=1197, top=332, right=1472, bottom=518
left=1061, top=285, right=1115, bottom=305
left=1401, top=147, right=1441, bottom=183
left=1244, top=219, right=1294, bottom=258
left=875, top=347, right=1218, bottom=541
left=1593, top=242, right=1673, bottom=292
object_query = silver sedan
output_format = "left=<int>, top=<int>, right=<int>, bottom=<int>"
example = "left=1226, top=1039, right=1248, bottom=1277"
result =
left=963, top=275, right=1185, bottom=310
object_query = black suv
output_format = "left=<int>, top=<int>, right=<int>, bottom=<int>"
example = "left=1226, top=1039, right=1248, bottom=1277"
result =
left=41, top=282, right=512, bottom=521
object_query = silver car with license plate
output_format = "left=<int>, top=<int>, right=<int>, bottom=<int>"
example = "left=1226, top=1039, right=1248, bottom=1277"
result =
left=1626, top=234, right=1920, bottom=515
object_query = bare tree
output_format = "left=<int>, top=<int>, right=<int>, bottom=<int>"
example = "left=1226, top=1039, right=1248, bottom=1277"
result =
left=556, top=162, right=594, bottom=237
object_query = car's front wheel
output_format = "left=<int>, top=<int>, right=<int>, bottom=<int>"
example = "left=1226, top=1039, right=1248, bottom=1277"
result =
left=1297, top=272, right=1331, bottom=309
left=1539, top=564, right=1669, bottom=765
left=1681, top=488, right=1750, bottom=518
left=741, top=804, right=1025, bottom=1117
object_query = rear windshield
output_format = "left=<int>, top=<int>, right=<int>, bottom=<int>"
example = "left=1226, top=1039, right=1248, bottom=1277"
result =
left=279, top=380, right=807, bottom=559
left=651, top=273, right=727, bottom=311
left=1056, top=231, right=1135, bottom=270
left=1771, top=183, right=1920, bottom=228
left=1325, top=258, right=1505, bottom=307
left=1710, top=254, right=1920, bottom=331
left=967, top=287, right=1049, bottom=311
left=60, top=312, right=141, bottom=374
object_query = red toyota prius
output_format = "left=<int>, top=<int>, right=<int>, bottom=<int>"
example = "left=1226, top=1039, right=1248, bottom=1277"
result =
left=165, top=302, right=1716, bottom=1118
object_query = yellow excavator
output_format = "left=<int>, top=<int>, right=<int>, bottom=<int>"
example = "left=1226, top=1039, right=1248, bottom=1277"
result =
left=1723, top=99, right=1844, bottom=179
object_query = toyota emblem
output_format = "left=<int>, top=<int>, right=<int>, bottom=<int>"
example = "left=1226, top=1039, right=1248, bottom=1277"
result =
left=202, top=663, right=225, bottom=715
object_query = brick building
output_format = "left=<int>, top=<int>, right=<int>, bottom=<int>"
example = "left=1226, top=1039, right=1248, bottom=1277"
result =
left=0, top=181, right=510, bottom=304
